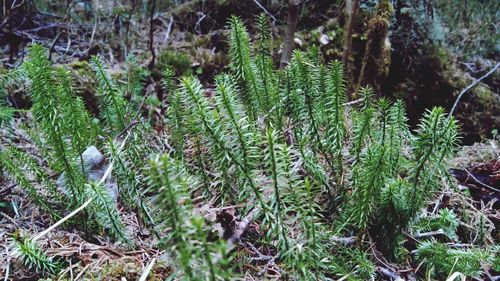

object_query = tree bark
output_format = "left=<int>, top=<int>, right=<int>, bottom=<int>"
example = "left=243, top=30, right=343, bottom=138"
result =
left=280, top=0, right=300, bottom=68
left=342, top=0, right=360, bottom=66
left=342, top=0, right=360, bottom=95
left=357, top=0, right=392, bottom=96
left=148, top=0, right=157, bottom=70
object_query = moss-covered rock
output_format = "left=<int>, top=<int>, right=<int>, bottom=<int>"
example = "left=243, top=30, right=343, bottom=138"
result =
left=448, top=68, right=500, bottom=143
left=157, top=49, right=192, bottom=76
left=67, top=60, right=99, bottom=116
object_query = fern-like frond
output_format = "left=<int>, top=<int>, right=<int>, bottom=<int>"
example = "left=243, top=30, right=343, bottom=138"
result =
left=324, top=60, right=347, bottom=168
left=214, top=74, right=258, bottom=171
left=146, top=153, right=192, bottom=243
left=263, top=127, right=290, bottom=254
left=386, top=100, right=410, bottom=176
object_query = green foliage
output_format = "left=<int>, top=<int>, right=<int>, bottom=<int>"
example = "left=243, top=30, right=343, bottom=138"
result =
left=146, top=154, right=233, bottom=279
left=229, top=16, right=265, bottom=119
left=154, top=17, right=462, bottom=278
left=0, top=69, right=16, bottom=126
left=0, top=105, right=14, bottom=126
left=0, top=46, right=138, bottom=278
left=13, top=234, right=60, bottom=275
left=414, top=208, right=460, bottom=241
left=1, top=16, right=480, bottom=280
left=417, top=240, right=494, bottom=278
left=434, top=0, right=499, bottom=58
left=85, top=181, right=128, bottom=242
left=0, top=148, right=56, bottom=217
left=124, top=55, right=149, bottom=107
left=157, top=50, right=192, bottom=75
left=91, top=55, right=128, bottom=132
left=22, top=44, right=90, bottom=201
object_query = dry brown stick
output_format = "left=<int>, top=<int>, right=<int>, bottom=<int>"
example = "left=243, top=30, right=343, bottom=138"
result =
left=88, top=0, right=99, bottom=49
left=48, top=32, right=63, bottom=60
left=342, top=0, right=360, bottom=66
left=125, top=0, right=139, bottom=51
left=377, top=266, right=404, bottom=281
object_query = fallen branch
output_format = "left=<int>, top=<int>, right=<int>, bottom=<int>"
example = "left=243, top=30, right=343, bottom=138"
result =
left=449, top=62, right=500, bottom=119
left=462, top=166, right=500, bottom=193
left=377, top=266, right=404, bottom=281
left=330, top=235, right=358, bottom=246
left=164, top=16, right=174, bottom=44
left=414, top=229, right=445, bottom=239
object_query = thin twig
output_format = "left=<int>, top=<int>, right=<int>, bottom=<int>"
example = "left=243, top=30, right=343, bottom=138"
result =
left=164, top=16, right=174, bottom=44
left=48, top=32, right=63, bottom=60
left=448, top=62, right=499, bottom=119
left=3, top=262, right=9, bottom=281
left=251, top=0, right=277, bottom=24
left=462, top=166, right=500, bottom=193
left=148, top=0, right=157, bottom=69
left=88, top=0, right=99, bottom=49
left=32, top=198, right=93, bottom=242
left=74, top=264, right=90, bottom=281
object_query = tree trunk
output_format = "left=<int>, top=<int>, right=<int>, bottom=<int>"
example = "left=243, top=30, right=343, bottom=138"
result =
left=342, top=0, right=360, bottom=95
left=280, top=0, right=300, bottom=68
left=148, top=0, right=157, bottom=70
left=342, top=0, right=360, bottom=65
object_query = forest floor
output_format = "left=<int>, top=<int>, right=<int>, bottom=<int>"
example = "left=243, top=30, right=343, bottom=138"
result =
left=1, top=1, right=499, bottom=280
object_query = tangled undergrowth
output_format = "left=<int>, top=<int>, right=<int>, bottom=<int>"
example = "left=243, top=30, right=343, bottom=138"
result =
left=0, top=16, right=498, bottom=280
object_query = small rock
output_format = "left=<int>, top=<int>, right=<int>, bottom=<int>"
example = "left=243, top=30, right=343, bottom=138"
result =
left=82, top=146, right=104, bottom=170
left=57, top=146, right=118, bottom=203
left=319, top=34, right=330, bottom=45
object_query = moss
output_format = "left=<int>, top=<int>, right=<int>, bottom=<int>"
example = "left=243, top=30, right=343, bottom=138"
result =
left=194, top=35, right=212, bottom=48
left=474, top=85, right=494, bottom=107
left=443, top=64, right=500, bottom=142
left=0, top=66, right=8, bottom=76
left=67, top=60, right=99, bottom=116
left=157, top=50, right=192, bottom=75
left=437, top=48, right=451, bottom=67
